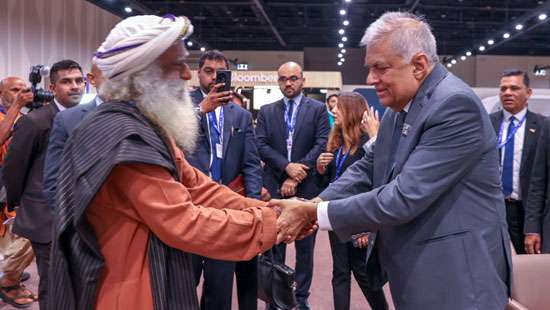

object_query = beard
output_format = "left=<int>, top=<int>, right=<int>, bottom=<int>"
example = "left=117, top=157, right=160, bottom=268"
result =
left=131, top=65, right=198, bottom=154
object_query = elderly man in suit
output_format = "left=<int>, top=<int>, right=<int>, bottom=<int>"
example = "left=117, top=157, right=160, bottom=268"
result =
left=489, top=69, right=544, bottom=254
left=43, top=63, right=105, bottom=211
left=187, top=50, right=264, bottom=310
left=525, top=118, right=550, bottom=254
left=270, top=12, right=511, bottom=309
left=3, top=59, right=85, bottom=309
left=256, top=61, right=329, bottom=310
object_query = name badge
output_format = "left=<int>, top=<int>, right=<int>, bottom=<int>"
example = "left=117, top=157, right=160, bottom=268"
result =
left=216, top=143, right=223, bottom=158
left=287, top=137, right=293, bottom=161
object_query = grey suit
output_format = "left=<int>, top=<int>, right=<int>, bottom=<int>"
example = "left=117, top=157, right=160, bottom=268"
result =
left=319, top=64, right=512, bottom=310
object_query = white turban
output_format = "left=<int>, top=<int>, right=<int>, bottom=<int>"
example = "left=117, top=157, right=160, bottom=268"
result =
left=94, top=15, right=193, bottom=80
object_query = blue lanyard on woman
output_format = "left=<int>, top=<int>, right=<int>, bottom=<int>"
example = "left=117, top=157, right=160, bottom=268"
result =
left=497, top=114, right=526, bottom=149
left=333, top=147, right=350, bottom=182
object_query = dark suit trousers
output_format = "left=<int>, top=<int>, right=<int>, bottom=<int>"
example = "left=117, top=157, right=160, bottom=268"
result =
left=31, top=241, right=50, bottom=310
left=328, top=232, right=388, bottom=310
left=506, top=200, right=526, bottom=254
left=193, top=255, right=258, bottom=310
left=193, top=255, right=234, bottom=310
left=272, top=231, right=317, bottom=304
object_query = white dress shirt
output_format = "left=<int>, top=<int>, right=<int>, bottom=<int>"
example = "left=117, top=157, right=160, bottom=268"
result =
left=499, top=107, right=527, bottom=200
left=53, top=99, right=67, bottom=112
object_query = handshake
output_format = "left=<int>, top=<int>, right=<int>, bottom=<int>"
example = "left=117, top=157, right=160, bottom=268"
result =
left=267, top=197, right=321, bottom=244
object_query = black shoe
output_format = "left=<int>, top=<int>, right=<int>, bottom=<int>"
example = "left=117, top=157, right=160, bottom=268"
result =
left=297, top=301, right=311, bottom=310
left=20, top=272, right=30, bottom=282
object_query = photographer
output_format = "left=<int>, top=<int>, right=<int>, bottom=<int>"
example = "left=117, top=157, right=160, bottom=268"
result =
left=0, top=77, right=37, bottom=308
left=2, top=60, right=84, bottom=309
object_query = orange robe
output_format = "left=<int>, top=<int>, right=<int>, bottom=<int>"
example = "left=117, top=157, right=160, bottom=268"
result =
left=86, top=146, right=277, bottom=309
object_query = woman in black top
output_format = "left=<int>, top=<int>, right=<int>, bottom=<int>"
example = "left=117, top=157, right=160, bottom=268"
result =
left=316, top=92, right=387, bottom=310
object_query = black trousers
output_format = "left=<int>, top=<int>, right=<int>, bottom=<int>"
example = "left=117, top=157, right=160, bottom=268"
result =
left=505, top=200, right=525, bottom=254
left=30, top=241, right=50, bottom=310
left=271, top=231, right=316, bottom=306
left=328, top=232, right=388, bottom=310
left=193, top=255, right=258, bottom=310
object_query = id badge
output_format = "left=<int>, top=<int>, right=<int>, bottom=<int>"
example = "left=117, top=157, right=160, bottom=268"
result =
left=216, top=143, right=223, bottom=158
left=286, top=137, right=292, bottom=161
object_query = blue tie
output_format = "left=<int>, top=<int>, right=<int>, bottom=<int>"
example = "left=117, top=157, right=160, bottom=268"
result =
left=209, top=111, right=222, bottom=182
left=286, top=99, right=295, bottom=137
left=502, top=116, right=515, bottom=197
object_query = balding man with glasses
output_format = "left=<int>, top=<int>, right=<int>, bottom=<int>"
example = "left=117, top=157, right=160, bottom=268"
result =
left=255, top=62, right=329, bottom=310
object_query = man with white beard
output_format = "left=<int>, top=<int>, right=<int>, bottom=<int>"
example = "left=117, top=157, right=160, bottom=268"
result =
left=48, top=15, right=279, bottom=310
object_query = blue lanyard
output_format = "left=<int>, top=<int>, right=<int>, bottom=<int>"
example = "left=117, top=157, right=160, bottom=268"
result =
left=284, top=101, right=299, bottom=135
left=497, top=114, right=526, bottom=149
left=208, top=108, right=224, bottom=140
left=333, top=147, right=350, bottom=181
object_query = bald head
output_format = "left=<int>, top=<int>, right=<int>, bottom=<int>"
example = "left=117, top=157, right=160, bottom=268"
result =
left=277, top=62, right=305, bottom=99
left=0, top=77, right=27, bottom=109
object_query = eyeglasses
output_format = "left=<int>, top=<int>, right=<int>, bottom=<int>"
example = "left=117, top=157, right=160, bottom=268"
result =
left=278, top=76, right=302, bottom=83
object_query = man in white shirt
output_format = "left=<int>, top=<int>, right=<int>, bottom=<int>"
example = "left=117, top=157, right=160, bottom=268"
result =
left=489, top=69, right=545, bottom=254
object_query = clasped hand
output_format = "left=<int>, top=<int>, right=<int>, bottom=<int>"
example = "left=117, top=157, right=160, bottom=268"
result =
left=268, top=198, right=318, bottom=244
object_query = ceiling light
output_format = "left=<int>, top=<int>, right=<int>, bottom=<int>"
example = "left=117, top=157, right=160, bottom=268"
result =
left=503, top=33, right=510, bottom=39
left=345, top=0, right=351, bottom=2
left=341, top=49, right=346, bottom=53
left=451, top=59, right=457, bottom=64
left=124, top=7, right=132, bottom=13
left=337, top=62, right=343, bottom=66
left=460, top=56, right=466, bottom=61
left=339, top=9, right=347, bottom=15
left=515, top=24, right=523, bottom=30
left=447, top=63, right=452, bottom=68
left=340, top=58, right=345, bottom=62
left=338, top=29, right=345, bottom=35
left=343, top=20, right=350, bottom=26
left=479, top=45, right=486, bottom=51
left=342, top=36, right=348, bottom=42
left=539, top=13, right=547, bottom=20
left=487, top=39, right=494, bottom=45
left=186, top=41, right=193, bottom=47
left=338, top=53, right=343, bottom=58
left=338, top=43, right=344, bottom=48
left=466, top=51, right=472, bottom=56
left=200, top=47, right=206, bottom=52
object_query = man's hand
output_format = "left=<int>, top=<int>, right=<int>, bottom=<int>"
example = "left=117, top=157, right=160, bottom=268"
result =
left=200, top=83, right=232, bottom=113
left=525, top=233, right=542, bottom=254
left=280, top=178, right=298, bottom=198
left=260, top=187, right=271, bottom=202
left=352, top=233, right=369, bottom=248
left=268, top=199, right=318, bottom=244
left=14, top=89, right=34, bottom=109
left=285, top=163, right=309, bottom=182
left=316, top=152, right=334, bottom=175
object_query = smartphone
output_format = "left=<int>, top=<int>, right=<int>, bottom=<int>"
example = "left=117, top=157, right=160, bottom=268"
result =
left=215, top=70, right=232, bottom=92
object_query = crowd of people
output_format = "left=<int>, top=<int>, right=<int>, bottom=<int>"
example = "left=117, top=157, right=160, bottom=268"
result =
left=0, top=10, right=547, bottom=310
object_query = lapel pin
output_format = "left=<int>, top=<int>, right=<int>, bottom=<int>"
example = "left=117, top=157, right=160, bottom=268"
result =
left=402, top=124, right=411, bottom=136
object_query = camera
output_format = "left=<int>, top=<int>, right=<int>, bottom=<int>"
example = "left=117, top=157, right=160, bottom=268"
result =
left=27, top=65, right=54, bottom=110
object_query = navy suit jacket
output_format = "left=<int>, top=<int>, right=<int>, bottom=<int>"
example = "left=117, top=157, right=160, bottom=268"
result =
left=320, top=64, right=511, bottom=309
left=187, top=89, right=263, bottom=199
left=43, top=99, right=99, bottom=210
left=255, top=96, right=329, bottom=199
left=490, top=109, right=544, bottom=202
left=3, top=103, right=59, bottom=242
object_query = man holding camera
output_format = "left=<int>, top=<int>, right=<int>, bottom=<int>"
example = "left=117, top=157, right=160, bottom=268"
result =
left=0, top=77, right=36, bottom=308
left=3, top=59, right=85, bottom=309
left=188, top=50, right=264, bottom=310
